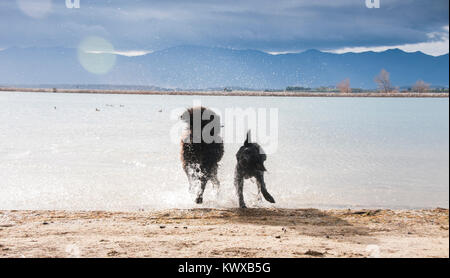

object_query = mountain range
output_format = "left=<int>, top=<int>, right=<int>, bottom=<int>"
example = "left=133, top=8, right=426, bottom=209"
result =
left=0, top=45, right=448, bottom=90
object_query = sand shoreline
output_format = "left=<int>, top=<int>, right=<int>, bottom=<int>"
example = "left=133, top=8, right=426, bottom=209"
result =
left=1, top=87, right=448, bottom=97
left=0, top=208, right=448, bottom=258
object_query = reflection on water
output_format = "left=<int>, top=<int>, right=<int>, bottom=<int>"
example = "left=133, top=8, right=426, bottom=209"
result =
left=0, top=91, right=448, bottom=210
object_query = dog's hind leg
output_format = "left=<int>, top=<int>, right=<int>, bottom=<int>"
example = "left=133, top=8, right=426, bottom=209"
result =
left=184, top=166, right=197, bottom=194
left=234, top=169, right=246, bottom=208
left=187, top=173, right=195, bottom=193
left=256, top=172, right=275, bottom=204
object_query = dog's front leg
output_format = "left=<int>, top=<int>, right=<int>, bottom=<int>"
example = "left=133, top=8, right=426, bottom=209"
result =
left=195, top=177, right=207, bottom=204
left=234, top=168, right=246, bottom=208
left=184, top=164, right=199, bottom=193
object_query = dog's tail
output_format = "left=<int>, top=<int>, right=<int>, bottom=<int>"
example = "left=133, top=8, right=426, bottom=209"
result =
left=261, top=184, right=275, bottom=203
left=244, top=130, right=251, bottom=146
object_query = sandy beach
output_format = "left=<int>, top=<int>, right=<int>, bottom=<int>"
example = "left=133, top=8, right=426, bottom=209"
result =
left=0, top=208, right=448, bottom=258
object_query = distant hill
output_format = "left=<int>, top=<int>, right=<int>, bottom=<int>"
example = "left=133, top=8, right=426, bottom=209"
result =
left=0, top=45, right=448, bottom=90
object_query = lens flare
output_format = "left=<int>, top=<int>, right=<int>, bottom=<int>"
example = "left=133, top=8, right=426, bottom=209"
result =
left=17, top=0, right=52, bottom=19
left=77, top=36, right=116, bottom=75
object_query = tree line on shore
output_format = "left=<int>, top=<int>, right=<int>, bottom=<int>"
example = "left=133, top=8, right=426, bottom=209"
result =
left=284, top=69, right=448, bottom=93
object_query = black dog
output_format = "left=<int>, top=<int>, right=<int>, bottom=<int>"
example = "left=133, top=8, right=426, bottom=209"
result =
left=234, top=131, right=275, bottom=208
left=180, top=106, right=224, bottom=204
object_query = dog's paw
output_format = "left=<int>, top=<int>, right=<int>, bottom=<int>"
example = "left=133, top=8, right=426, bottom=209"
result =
left=195, top=197, right=203, bottom=204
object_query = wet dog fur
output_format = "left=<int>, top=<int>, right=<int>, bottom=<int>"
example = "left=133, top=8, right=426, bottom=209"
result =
left=234, top=131, right=275, bottom=208
left=180, top=106, right=224, bottom=204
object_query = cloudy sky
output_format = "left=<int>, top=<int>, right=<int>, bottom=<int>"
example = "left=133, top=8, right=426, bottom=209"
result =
left=1, top=0, right=448, bottom=56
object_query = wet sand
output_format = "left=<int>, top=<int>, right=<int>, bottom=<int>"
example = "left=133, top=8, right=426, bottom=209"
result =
left=0, top=208, right=448, bottom=258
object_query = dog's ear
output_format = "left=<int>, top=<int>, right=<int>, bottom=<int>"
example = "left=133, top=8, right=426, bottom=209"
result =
left=244, top=130, right=251, bottom=146
left=260, top=153, right=267, bottom=161
left=258, top=145, right=267, bottom=161
left=256, top=163, right=267, bottom=172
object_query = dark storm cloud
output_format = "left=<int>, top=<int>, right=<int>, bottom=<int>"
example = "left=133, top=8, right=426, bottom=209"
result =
left=0, top=0, right=448, bottom=52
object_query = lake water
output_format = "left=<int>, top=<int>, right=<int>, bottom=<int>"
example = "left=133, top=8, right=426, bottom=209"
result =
left=0, top=91, right=448, bottom=210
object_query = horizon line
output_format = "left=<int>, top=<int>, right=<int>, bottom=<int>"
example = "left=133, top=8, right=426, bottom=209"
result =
left=1, top=45, right=448, bottom=57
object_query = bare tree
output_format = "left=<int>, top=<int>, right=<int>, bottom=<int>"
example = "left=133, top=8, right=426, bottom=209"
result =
left=337, top=78, right=352, bottom=93
left=374, top=69, right=392, bottom=93
left=412, top=80, right=430, bottom=93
